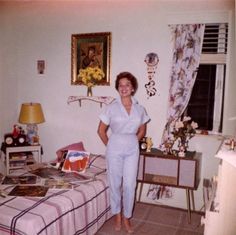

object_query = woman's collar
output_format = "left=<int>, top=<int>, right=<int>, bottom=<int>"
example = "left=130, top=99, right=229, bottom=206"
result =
left=116, top=96, right=138, bottom=104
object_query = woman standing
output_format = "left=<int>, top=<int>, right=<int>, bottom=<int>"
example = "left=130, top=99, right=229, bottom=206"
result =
left=97, top=72, right=150, bottom=233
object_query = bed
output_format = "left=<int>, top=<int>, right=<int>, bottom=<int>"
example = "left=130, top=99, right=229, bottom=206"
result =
left=0, top=153, right=111, bottom=235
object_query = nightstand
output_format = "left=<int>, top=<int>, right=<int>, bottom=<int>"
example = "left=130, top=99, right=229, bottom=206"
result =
left=3, top=145, right=42, bottom=175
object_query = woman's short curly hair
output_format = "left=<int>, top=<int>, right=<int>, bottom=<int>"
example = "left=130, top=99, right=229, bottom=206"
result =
left=115, top=72, right=138, bottom=95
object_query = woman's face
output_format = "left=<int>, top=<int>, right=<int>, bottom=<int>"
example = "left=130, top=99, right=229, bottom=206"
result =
left=118, top=77, right=134, bottom=97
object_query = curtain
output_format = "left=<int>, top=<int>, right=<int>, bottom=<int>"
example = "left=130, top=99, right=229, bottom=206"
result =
left=161, top=24, right=205, bottom=147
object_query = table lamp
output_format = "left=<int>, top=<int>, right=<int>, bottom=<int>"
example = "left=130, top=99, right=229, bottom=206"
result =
left=18, top=103, right=45, bottom=145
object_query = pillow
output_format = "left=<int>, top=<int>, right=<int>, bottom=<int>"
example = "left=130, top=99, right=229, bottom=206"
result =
left=56, top=142, right=85, bottom=162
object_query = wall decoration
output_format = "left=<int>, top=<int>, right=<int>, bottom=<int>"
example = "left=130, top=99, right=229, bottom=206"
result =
left=71, top=32, right=111, bottom=86
left=144, top=52, right=159, bottom=98
left=37, top=60, right=45, bottom=74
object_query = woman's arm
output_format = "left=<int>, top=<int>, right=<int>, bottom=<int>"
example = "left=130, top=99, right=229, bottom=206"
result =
left=136, top=123, right=147, bottom=141
left=97, top=121, right=109, bottom=146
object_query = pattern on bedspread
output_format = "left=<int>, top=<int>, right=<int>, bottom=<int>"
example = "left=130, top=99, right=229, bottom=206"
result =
left=0, top=174, right=111, bottom=235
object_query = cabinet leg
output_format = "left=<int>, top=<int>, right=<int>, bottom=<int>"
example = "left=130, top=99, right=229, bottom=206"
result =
left=186, top=189, right=191, bottom=224
left=138, top=183, right=144, bottom=202
left=190, top=190, right=195, bottom=211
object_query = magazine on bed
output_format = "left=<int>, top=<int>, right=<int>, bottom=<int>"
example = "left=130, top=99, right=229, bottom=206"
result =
left=43, top=179, right=74, bottom=189
left=2, top=175, right=38, bottom=185
left=29, top=167, right=92, bottom=184
left=29, top=167, right=65, bottom=178
left=8, top=185, right=49, bottom=197
left=62, top=150, right=90, bottom=173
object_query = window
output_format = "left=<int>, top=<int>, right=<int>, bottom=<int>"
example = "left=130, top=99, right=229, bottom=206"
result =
left=184, top=23, right=228, bottom=132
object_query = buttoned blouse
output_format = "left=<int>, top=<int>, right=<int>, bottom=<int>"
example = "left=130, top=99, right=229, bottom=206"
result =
left=99, top=97, right=150, bottom=135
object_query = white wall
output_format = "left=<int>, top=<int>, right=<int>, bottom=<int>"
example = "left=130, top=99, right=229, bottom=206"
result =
left=0, top=0, right=235, bottom=209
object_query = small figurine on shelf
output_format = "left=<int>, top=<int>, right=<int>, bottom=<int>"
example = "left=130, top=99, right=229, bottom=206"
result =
left=178, top=145, right=186, bottom=157
left=146, top=137, right=153, bottom=152
left=162, top=137, right=175, bottom=155
left=229, top=139, right=236, bottom=151
left=12, top=124, right=20, bottom=138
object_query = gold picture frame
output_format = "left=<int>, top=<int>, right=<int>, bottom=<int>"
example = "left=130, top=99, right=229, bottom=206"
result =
left=71, top=32, right=111, bottom=85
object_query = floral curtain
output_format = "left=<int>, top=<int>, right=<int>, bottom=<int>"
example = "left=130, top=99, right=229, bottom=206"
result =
left=161, top=24, right=205, bottom=146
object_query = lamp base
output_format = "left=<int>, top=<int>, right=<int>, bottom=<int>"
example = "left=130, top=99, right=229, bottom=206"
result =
left=26, top=124, right=39, bottom=145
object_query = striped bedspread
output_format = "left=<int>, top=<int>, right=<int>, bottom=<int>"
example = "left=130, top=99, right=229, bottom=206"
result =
left=0, top=169, right=111, bottom=235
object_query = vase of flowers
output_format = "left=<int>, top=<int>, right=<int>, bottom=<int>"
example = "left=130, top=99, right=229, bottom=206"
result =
left=171, top=116, right=198, bottom=157
left=78, top=66, right=105, bottom=96
left=87, top=86, right=93, bottom=97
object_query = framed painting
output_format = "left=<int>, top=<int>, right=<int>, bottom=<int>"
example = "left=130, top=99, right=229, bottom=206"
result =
left=71, top=32, right=111, bottom=85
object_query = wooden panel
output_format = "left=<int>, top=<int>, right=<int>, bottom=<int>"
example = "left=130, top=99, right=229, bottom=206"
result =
left=179, top=159, right=196, bottom=188
left=145, top=174, right=177, bottom=185
left=145, top=157, right=178, bottom=177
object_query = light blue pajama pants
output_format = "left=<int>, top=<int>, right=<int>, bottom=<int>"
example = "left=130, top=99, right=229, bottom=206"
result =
left=106, top=133, right=139, bottom=218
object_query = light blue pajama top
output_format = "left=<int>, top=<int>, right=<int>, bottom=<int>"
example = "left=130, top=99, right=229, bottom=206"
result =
left=99, top=96, right=150, bottom=136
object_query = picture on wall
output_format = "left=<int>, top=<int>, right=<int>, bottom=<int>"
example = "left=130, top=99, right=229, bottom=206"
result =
left=71, top=32, right=111, bottom=86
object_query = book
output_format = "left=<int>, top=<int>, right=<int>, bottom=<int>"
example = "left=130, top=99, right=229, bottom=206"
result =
left=2, top=175, right=37, bottom=185
left=10, top=161, right=26, bottom=167
left=62, top=150, right=90, bottom=173
left=8, top=185, right=49, bottom=197
left=10, top=153, right=27, bottom=161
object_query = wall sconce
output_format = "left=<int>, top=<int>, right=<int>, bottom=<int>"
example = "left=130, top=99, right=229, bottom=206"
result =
left=18, top=103, right=45, bottom=145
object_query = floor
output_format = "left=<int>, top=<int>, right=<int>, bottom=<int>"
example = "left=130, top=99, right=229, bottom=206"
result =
left=96, top=202, right=204, bottom=235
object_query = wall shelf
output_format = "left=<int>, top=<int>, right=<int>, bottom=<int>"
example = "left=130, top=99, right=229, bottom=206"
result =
left=67, top=96, right=115, bottom=107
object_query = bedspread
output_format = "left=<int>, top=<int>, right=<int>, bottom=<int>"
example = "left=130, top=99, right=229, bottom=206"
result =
left=0, top=173, right=111, bottom=235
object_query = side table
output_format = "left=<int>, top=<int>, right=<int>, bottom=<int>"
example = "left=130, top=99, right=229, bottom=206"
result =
left=137, top=148, right=201, bottom=223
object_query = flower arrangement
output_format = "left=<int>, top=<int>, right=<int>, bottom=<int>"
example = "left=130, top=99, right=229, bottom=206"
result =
left=171, top=116, right=198, bottom=155
left=78, top=66, right=105, bottom=88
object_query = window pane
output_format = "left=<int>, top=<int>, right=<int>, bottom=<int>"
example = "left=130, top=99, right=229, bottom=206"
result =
left=186, top=65, right=216, bottom=130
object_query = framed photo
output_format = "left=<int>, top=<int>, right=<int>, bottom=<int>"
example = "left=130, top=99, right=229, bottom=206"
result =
left=71, top=32, right=111, bottom=85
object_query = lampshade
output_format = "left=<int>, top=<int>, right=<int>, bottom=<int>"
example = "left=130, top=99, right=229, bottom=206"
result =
left=18, top=103, right=45, bottom=124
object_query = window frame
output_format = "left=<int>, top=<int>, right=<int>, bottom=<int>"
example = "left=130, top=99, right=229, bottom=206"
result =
left=185, top=23, right=228, bottom=133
